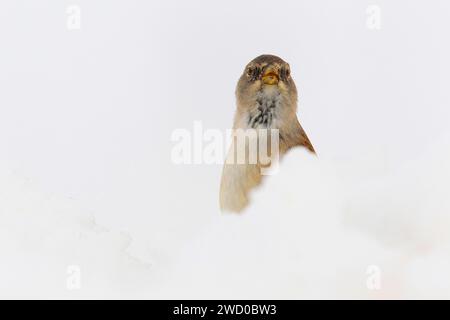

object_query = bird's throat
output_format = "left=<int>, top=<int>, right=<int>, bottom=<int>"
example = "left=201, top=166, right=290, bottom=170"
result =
left=247, top=88, right=282, bottom=129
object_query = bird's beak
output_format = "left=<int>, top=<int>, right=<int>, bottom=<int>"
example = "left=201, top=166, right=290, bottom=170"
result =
left=261, top=67, right=279, bottom=85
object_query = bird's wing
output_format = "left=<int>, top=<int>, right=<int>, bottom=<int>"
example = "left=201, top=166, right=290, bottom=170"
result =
left=283, top=119, right=316, bottom=154
left=298, top=126, right=315, bottom=154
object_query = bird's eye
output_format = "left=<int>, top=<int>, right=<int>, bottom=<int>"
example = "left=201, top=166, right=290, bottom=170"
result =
left=285, top=68, right=290, bottom=78
left=246, top=67, right=254, bottom=77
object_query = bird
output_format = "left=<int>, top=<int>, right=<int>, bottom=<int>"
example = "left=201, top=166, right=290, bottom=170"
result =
left=219, top=54, right=315, bottom=213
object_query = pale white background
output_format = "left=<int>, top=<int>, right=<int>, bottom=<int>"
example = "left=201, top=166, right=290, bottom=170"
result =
left=1, top=0, right=450, bottom=299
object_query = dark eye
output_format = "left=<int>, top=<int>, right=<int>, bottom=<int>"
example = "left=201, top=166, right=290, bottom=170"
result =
left=285, top=68, right=290, bottom=78
left=246, top=67, right=254, bottom=77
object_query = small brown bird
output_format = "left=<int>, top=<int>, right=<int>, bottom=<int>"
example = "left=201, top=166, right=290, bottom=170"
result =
left=220, top=54, right=315, bottom=212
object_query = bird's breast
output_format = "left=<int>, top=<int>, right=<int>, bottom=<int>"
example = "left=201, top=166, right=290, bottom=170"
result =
left=247, top=90, right=282, bottom=129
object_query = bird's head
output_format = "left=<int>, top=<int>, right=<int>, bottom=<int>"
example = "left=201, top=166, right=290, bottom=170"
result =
left=236, top=54, right=298, bottom=110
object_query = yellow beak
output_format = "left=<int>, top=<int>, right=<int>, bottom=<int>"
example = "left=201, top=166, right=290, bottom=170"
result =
left=261, top=68, right=279, bottom=85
